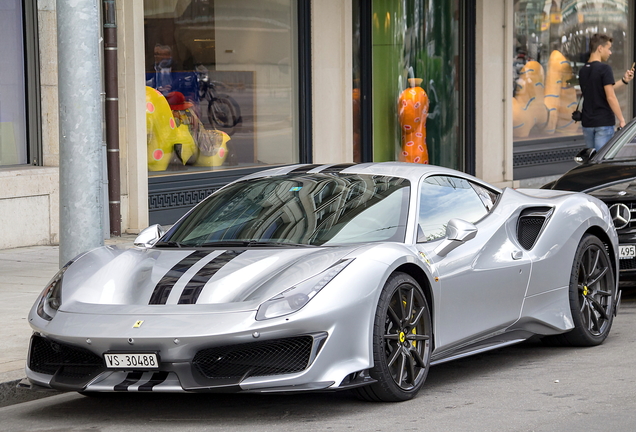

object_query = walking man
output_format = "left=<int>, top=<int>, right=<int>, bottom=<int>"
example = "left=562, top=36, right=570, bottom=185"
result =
left=579, top=33, right=634, bottom=151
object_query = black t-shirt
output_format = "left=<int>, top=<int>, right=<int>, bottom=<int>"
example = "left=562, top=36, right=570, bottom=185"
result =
left=579, top=61, right=616, bottom=127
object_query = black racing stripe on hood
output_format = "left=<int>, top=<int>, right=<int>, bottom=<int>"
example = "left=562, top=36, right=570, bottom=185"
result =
left=138, top=372, right=170, bottom=391
left=149, top=250, right=211, bottom=305
left=114, top=372, right=143, bottom=391
left=177, top=250, right=245, bottom=304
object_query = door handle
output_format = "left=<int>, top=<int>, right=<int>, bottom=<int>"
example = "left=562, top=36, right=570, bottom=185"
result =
left=511, top=250, right=523, bottom=260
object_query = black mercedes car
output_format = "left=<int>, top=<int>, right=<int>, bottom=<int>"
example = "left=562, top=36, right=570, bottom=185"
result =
left=543, top=117, right=636, bottom=278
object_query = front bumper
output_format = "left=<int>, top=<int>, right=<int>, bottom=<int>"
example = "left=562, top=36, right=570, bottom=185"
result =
left=25, top=332, right=341, bottom=393
left=25, top=298, right=377, bottom=393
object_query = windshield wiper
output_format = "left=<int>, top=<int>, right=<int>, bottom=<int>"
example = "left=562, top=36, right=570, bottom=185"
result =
left=154, top=241, right=183, bottom=248
left=198, top=240, right=316, bottom=248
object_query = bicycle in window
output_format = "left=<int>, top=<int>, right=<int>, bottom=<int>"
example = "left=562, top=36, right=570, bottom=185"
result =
left=196, top=66, right=242, bottom=136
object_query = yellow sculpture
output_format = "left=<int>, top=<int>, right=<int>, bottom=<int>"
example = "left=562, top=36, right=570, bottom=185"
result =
left=146, top=87, right=230, bottom=171
left=145, top=87, right=197, bottom=171
left=512, top=61, right=548, bottom=138
left=194, top=130, right=230, bottom=167
left=512, top=51, right=579, bottom=138
left=544, top=50, right=570, bottom=134
left=553, top=59, right=579, bottom=134
left=167, top=91, right=230, bottom=167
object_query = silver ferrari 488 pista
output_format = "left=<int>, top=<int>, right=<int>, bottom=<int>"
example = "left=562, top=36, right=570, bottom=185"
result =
left=25, top=162, right=620, bottom=401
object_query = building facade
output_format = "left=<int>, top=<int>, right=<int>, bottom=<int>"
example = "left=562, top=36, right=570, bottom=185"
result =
left=1, top=0, right=634, bottom=249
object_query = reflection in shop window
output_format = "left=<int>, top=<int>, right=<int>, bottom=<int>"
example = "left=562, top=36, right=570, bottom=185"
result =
left=144, top=0, right=299, bottom=174
left=513, top=0, right=632, bottom=143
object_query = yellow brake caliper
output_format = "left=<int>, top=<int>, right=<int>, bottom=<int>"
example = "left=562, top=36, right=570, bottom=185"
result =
left=403, top=299, right=418, bottom=348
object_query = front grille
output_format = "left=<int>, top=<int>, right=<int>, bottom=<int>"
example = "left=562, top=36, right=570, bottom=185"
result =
left=620, top=202, right=636, bottom=232
left=620, top=258, right=636, bottom=270
left=193, top=336, right=313, bottom=380
left=29, top=335, right=104, bottom=379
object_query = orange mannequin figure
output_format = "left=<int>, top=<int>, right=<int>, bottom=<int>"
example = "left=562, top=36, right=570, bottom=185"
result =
left=398, top=78, right=429, bottom=164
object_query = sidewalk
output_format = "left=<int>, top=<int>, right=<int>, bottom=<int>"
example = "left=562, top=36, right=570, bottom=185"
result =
left=0, top=235, right=137, bottom=407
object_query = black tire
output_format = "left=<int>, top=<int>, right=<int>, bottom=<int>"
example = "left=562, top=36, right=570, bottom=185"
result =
left=355, top=272, right=432, bottom=402
left=542, top=234, right=615, bottom=347
left=208, top=96, right=240, bottom=131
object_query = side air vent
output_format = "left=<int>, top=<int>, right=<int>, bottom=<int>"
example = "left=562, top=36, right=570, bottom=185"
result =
left=516, top=207, right=554, bottom=250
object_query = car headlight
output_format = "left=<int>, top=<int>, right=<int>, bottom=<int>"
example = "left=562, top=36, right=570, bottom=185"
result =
left=36, top=260, right=73, bottom=321
left=255, top=259, right=354, bottom=321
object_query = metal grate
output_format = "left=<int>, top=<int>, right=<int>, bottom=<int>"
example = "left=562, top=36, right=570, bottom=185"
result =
left=513, top=147, right=585, bottom=167
left=192, top=336, right=313, bottom=380
left=517, top=216, right=545, bottom=250
left=29, top=335, right=103, bottom=379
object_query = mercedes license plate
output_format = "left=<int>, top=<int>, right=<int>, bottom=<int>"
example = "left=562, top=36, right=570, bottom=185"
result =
left=104, top=353, right=159, bottom=369
left=619, top=245, right=636, bottom=259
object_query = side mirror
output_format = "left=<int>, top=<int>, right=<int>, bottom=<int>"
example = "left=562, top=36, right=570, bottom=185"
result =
left=134, top=224, right=165, bottom=248
left=434, top=219, right=477, bottom=257
left=574, top=148, right=596, bottom=164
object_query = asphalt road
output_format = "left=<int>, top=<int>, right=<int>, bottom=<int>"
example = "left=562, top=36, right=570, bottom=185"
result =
left=3, top=301, right=635, bottom=432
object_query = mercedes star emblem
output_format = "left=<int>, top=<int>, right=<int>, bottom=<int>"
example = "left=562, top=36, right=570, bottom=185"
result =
left=609, top=203, right=631, bottom=229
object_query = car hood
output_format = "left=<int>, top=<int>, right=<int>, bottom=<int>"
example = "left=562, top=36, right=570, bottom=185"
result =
left=58, top=245, right=362, bottom=314
left=549, top=162, right=636, bottom=194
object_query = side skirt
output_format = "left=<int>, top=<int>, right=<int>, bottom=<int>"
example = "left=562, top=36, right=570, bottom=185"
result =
left=431, top=334, right=530, bottom=366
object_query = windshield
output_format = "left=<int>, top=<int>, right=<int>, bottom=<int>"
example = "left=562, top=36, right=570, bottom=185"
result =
left=603, top=122, right=636, bottom=160
left=162, top=173, right=411, bottom=247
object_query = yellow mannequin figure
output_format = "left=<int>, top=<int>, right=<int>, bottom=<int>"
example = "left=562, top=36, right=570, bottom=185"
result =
left=512, top=61, right=548, bottom=138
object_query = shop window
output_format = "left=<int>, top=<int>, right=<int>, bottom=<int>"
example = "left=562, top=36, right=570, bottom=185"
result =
left=144, top=0, right=299, bottom=175
left=513, top=0, right=632, bottom=144
left=0, top=0, right=28, bottom=166
left=370, top=0, right=461, bottom=170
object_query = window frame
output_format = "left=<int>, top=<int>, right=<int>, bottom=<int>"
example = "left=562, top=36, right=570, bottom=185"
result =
left=24, top=0, right=41, bottom=165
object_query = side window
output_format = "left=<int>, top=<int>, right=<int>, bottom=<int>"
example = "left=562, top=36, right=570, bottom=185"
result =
left=418, top=176, right=488, bottom=242
left=471, top=183, right=499, bottom=211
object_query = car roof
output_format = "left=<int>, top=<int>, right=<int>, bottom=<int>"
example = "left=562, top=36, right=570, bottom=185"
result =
left=237, top=162, right=502, bottom=193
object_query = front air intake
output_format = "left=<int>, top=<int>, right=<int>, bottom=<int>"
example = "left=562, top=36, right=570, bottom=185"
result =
left=517, top=207, right=553, bottom=250
left=192, top=336, right=313, bottom=380
left=29, top=335, right=104, bottom=382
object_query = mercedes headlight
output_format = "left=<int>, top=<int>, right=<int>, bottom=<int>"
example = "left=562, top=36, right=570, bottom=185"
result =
left=256, top=259, right=353, bottom=321
left=36, top=260, right=73, bottom=321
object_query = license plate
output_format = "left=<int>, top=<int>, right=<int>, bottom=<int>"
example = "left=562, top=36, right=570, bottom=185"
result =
left=104, top=353, right=159, bottom=370
left=619, top=245, right=636, bottom=259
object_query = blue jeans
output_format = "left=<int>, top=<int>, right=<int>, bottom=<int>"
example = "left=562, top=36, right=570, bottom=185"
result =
left=582, top=126, right=615, bottom=151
